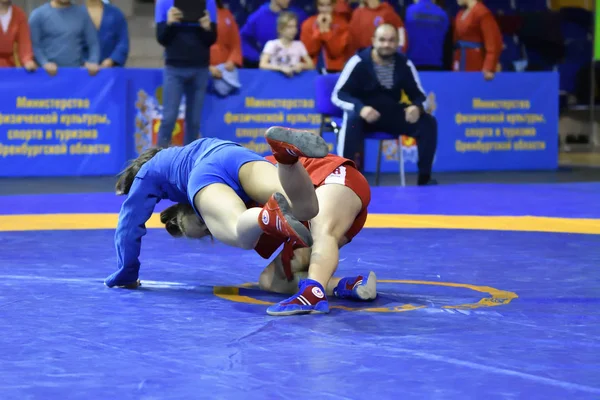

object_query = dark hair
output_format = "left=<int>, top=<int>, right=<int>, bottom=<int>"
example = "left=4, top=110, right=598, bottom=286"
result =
left=115, top=147, right=162, bottom=195
left=160, top=203, right=211, bottom=241
left=216, top=0, right=224, bottom=8
left=160, top=204, right=185, bottom=237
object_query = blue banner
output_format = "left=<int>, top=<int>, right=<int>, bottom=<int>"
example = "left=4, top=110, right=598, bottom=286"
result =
left=0, top=68, right=558, bottom=177
left=365, top=71, right=559, bottom=173
left=128, top=69, right=331, bottom=158
left=203, top=70, right=330, bottom=154
left=0, top=68, right=126, bottom=177
left=128, top=69, right=557, bottom=173
left=123, top=69, right=165, bottom=159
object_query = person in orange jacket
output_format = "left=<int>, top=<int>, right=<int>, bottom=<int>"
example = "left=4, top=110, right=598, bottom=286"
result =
left=333, top=0, right=353, bottom=21
left=0, top=0, right=36, bottom=70
left=210, top=0, right=242, bottom=78
left=300, top=0, right=351, bottom=72
left=348, top=0, right=407, bottom=55
left=453, top=0, right=502, bottom=80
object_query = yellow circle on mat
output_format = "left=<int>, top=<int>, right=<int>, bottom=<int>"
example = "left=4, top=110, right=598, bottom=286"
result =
left=212, top=279, right=519, bottom=313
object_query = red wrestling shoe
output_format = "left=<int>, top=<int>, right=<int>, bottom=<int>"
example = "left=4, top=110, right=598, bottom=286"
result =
left=258, top=193, right=313, bottom=248
left=280, top=237, right=309, bottom=281
left=265, top=126, right=329, bottom=164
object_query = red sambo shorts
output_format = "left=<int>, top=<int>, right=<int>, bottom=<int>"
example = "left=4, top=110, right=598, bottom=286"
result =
left=254, top=154, right=371, bottom=260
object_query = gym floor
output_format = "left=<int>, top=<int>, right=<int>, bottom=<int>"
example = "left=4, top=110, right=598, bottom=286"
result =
left=1, top=169, right=599, bottom=399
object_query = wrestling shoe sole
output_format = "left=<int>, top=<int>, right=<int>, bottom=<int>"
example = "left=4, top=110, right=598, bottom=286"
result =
left=274, top=192, right=313, bottom=248
left=265, top=127, right=329, bottom=159
left=355, top=271, right=377, bottom=300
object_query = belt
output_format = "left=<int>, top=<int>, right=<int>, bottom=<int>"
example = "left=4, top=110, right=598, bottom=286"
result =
left=456, top=40, right=482, bottom=71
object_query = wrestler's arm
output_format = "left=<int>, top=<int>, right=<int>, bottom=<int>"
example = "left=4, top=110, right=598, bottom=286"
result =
left=105, top=177, right=161, bottom=288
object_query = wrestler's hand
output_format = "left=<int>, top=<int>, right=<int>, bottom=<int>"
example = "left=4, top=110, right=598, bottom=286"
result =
left=104, top=269, right=141, bottom=289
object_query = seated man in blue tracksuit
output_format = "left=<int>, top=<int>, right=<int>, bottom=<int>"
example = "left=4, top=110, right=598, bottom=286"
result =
left=332, top=23, right=438, bottom=186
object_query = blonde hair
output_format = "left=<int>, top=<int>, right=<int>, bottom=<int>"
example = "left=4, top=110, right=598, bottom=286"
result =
left=277, top=11, right=298, bottom=34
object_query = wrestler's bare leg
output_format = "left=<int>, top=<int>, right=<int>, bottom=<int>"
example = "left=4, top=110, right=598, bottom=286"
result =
left=190, top=127, right=329, bottom=250
left=259, top=185, right=374, bottom=301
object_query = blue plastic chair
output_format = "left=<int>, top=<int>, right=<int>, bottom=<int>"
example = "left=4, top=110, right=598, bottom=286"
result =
left=314, top=73, right=406, bottom=186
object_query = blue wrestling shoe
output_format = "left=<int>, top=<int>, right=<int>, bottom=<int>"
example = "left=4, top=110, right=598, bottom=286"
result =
left=333, top=271, right=377, bottom=301
left=267, top=279, right=330, bottom=316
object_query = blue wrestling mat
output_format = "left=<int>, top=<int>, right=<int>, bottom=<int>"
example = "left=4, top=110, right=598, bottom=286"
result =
left=1, top=182, right=599, bottom=399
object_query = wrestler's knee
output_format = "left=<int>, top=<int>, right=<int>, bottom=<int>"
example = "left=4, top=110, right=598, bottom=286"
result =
left=310, top=218, right=348, bottom=246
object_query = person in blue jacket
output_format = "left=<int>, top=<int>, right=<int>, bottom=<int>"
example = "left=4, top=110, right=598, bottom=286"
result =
left=154, top=0, right=217, bottom=146
left=332, top=24, right=438, bottom=186
left=240, top=0, right=307, bottom=68
left=104, top=127, right=329, bottom=289
left=83, top=0, right=130, bottom=67
left=404, top=0, right=450, bottom=71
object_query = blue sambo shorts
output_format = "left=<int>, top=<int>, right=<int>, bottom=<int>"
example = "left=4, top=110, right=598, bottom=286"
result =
left=186, top=143, right=268, bottom=215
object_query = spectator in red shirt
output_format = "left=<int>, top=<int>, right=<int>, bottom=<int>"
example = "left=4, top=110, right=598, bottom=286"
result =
left=349, top=0, right=407, bottom=55
left=300, top=0, right=350, bottom=72
left=453, top=0, right=502, bottom=80
left=210, top=0, right=242, bottom=78
left=333, top=0, right=353, bottom=21
left=0, top=0, right=36, bottom=70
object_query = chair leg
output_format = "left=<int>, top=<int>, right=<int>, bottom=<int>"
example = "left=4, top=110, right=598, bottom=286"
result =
left=319, top=115, right=326, bottom=137
left=376, top=140, right=383, bottom=186
left=331, top=120, right=339, bottom=143
left=398, top=136, right=406, bottom=187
